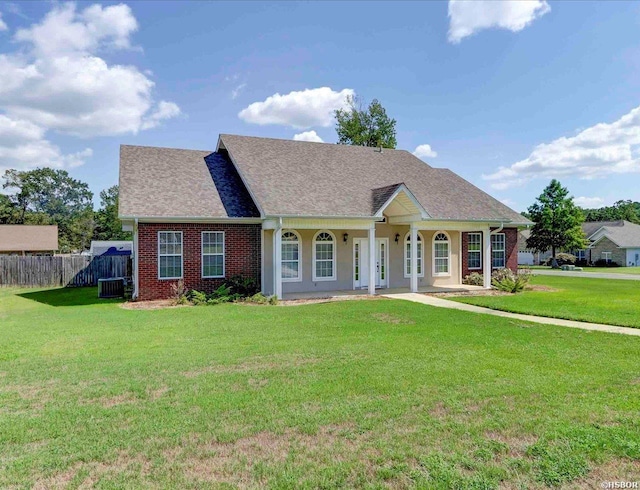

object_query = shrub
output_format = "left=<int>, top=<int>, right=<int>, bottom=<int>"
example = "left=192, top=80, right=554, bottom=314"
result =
left=543, top=253, right=576, bottom=267
left=246, top=292, right=269, bottom=304
left=226, top=275, right=259, bottom=297
left=463, top=272, right=484, bottom=286
left=268, top=295, right=278, bottom=306
left=594, top=259, right=619, bottom=267
left=491, top=268, right=531, bottom=293
left=170, top=279, right=188, bottom=305
left=188, top=289, right=208, bottom=306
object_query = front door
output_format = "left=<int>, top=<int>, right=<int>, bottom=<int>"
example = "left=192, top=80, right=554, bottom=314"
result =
left=353, top=238, right=388, bottom=289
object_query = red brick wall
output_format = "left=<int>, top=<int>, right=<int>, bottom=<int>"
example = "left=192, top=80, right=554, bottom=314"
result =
left=137, top=223, right=261, bottom=301
left=461, top=227, right=518, bottom=279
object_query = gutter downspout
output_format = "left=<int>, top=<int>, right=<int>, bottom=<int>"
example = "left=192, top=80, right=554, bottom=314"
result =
left=133, top=218, right=139, bottom=300
left=490, top=222, right=504, bottom=236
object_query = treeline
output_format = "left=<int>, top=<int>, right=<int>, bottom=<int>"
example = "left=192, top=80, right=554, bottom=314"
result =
left=580, top=200, right=640, bottom=224
left=1, top=168, right=130, bottom=253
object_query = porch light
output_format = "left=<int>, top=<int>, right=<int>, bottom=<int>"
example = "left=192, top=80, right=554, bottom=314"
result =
left=343, top=233, right=349, bottom=243
left=395, top=233, right=400, bottom=243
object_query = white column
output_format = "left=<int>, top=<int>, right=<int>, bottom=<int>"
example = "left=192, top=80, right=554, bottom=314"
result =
left=410, top=224, right=418, bottom=293
left=273, top=227, right=282, bottom=299
left=368, top=223, right=376, bottom=295
left=483, top=228, right=491, bottom=289
left=458, top=231, right=463, bottom=285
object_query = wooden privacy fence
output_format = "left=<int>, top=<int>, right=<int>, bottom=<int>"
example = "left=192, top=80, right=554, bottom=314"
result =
left=0, top=256, right=132, bottom=287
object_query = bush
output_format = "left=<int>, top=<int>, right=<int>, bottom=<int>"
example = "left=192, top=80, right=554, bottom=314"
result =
left=247, top=292, right=269, bottom=304
left=463, top=272, right=484, bottom=286
left=170, top=279, right=188, bottom=305
left=491, top=268, right=531, bottom=293
left=188, top=289, right=208, bottom=306
left=543, top=253, right=577, bottom=267
left=226, top=275, right=259, bottom=297
left=594, top=259, right=619, bottom=267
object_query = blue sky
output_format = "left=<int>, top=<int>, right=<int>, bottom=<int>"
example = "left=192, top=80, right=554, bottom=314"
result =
left=1, top=1, right=640, bottom=212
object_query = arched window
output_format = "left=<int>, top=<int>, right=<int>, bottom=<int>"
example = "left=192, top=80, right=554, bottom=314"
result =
left=313, top=231, right=336, bottom=281
left=404, top=232, right=424, bottom=277
left=281, top=230, right=301, bottom=281
left=433, top=231, right=450, bottom=276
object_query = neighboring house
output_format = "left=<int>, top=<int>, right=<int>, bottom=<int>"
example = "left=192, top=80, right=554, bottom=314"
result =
left=585, top=220, right=640, bottom=266
left=517, top=229, right=551, bottom=265
left=517, top=220, right=640, bottom=266
left=89, top=240, right=133, bottom=257
left=119, top=135, right=532, bottom=301
left=0, top=225, right=59, bottom=256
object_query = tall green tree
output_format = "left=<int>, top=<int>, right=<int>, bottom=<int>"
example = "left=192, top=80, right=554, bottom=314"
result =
left=93, top=185, right=131, bottom=241
left=526, top=180, right=588, bottom=265
left=2, top=168, right=94, bottom=252
left=334, top=96, right=397, bottom=148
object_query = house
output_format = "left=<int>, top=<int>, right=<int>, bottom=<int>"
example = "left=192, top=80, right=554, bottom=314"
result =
left=584, top=220, right=640, bottom=266
left=0, top=225, right=58, bottom=256
left=118, top=135, right=532, bottom=301
left=89, top=240, right=133, bottom=257
left=517, top=220, right=640, bottom=266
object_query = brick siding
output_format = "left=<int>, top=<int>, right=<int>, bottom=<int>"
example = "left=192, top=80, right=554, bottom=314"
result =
left=137, top=223, right=261, bottom=301
left=461, top=227, right=518, bottom=279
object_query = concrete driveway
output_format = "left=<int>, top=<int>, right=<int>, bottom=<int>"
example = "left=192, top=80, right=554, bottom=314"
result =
left=532, top=269, right=640, bottom=281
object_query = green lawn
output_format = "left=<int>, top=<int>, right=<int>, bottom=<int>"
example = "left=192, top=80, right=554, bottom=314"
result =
left=524, top=265, right=640, bottom=275
left=454, top=275, right=640, bottom=329
left=1, top=287, right=639, bottom=488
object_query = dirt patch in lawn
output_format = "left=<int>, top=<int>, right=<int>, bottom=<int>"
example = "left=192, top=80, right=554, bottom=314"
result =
left=168, top=423, right=361, bottom=487
left=565, top=458, right=640, bottom=489
left=484, top=430, right=538, bottom=458
left=121, top=299, right=189, bottom=310
left=182, top=355, right=321, bottom=378
left=526, top=284, right=559, bottom=292
left=371, top=312, right=414, bottom=325
left=82, top=392, right=138, bottom=408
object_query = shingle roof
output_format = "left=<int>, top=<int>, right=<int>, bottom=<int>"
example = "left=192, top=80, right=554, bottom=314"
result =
left=118, top=145, right=258, bottom=219
left=582, top=220, right=624, bottom=238
left=220, top=134, right=530, bottom=223
left=0, top=225, right=58, bottom=252
left=590, top=221, right=640, bottom=248
left=371, top=183, right=404, bottom=215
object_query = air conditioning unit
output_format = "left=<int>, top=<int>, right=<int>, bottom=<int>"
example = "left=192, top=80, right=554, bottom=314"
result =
left=98, top=277, right=125, bottom=298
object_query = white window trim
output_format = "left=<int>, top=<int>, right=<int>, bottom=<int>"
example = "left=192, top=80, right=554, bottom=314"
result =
left=432, top=230, right=451, bottom=277
left=468, top=232, right=482, bottom=270
left=158, top=231, right=183, bottom=280
left=281, top=229, right=302, bottom=283
left=491, top=233, right=506, bottom=269
left=312, top=230, right=337, bottom=281
left=201, top=231, right=225, bottom=279
left=403, top=231, right=425, bottom=278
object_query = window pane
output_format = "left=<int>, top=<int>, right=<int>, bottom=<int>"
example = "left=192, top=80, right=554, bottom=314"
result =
left=203, top=254, right=223, bottom=277
left=282, top=261, right=299, bottom=279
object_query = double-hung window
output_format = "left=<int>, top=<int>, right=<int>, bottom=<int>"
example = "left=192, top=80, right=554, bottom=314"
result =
left=202, top=231, right=225, bottom=278
left=282, top=230, right=301, bottom=281
left=158, top=231, right=183, bottom=279
left=468, top=233, right=482, bottom=269
left=602, top=251, right=612, bottom=263
left=491, top=233, right=506, bottom=268
left=313, top=231, right=336, bottom=281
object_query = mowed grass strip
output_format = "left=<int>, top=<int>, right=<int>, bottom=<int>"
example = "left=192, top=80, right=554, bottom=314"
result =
left=453, top=275, right=640, bottom=329
left=0, top=287, right=639, bottom=488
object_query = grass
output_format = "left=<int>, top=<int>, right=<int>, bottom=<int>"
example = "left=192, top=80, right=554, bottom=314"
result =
left=524, top=265, right=640, bottom=275
left=454, top=275, right=640, bottom=329
left=1, top=287, right=639, bottom=488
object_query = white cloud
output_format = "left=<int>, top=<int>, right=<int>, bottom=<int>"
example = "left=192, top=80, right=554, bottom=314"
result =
left=293, top=130, right=324, bottom=143
left=0, top=2, right=180, bottom=172
left=413, top=144, right=437, bottom=159
left=448, top=0, right=550, bottom=44
left=238, top=87, right=354, bottom=129
left=0, top=13, right=8, bottom=31
left=231, top=83, right=246, bottom=100
left=483, top=105, right=640, bottom=190
left=574, top=196, right=605, bottom=208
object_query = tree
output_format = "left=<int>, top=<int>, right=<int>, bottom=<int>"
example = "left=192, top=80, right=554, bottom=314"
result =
left=2, top=168, right=94, bottom=252
left=93, top=185, right=131, bottom=241
left=581, top=200, right=640, bottom=224
left=526, top=180, right=588, bottom=267
left=334, top=96, right=397, bottom=148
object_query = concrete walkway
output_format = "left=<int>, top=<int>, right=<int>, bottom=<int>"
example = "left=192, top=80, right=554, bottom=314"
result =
left=382, top=293, right=640, bottom=337
left=532, top=269, right=640, bottom=281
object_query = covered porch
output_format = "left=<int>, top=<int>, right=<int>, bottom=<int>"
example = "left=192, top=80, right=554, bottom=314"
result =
left=282, top=284, right=485, bottom=301
left=263, top=185, right=500, bottom=298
